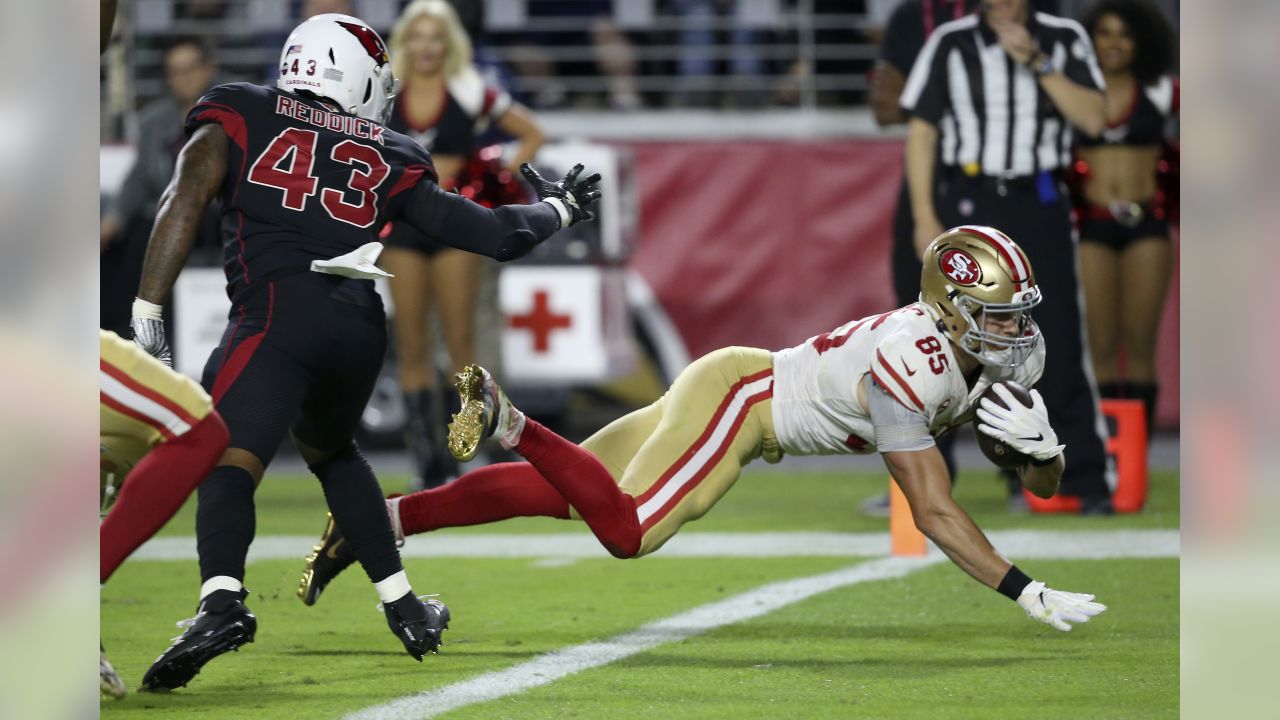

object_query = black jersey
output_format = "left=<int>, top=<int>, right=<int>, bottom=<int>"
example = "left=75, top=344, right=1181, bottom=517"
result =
left=1076, top=75, right=1178, bottom=148
left=387, top=72, right=512, bottom=157
left=185, top=82, right=439, bottom=301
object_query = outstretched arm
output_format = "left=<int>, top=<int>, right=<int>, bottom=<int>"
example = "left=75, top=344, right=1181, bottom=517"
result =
left=884, top=446, right=1012, bottom=588
left=866, top=376, right=1104, bottom=631
left=399, top=163, right=599, bottom=262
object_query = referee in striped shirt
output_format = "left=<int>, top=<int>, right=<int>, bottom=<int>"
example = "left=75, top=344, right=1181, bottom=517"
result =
left=901, top=0, right=1115, bottom=512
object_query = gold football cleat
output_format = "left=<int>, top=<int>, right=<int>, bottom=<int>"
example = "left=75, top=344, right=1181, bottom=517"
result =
left=447, top=364, right=492, bottom=462
left=298, top=513, right=355, bottom=606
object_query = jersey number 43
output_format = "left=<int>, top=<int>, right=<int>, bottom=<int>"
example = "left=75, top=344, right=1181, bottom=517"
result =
left=247, top=128, right=389, bottom=228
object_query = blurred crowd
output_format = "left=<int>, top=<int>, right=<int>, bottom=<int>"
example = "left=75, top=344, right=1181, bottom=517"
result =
left=102, top=0, right=1174, bottom=136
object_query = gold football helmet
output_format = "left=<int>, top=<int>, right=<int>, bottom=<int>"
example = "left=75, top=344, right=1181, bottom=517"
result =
left=919, top=225, right=1042, bottom=368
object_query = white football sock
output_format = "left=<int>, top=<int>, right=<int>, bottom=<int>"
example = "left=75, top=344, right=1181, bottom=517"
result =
left=200, top=576, right=243, bottom=601
left=498, top=407, right=527, bottom=450
left=374, top=570, right=412, bottom=604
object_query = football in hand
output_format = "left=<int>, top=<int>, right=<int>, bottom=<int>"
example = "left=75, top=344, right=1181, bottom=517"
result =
left=974, top=381, right=1034, bottom=469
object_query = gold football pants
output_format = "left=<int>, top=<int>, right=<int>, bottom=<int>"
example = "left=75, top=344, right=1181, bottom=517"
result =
left=579, top=346, right=779, bottom=556
left=100, top=330, right=214, bottom=461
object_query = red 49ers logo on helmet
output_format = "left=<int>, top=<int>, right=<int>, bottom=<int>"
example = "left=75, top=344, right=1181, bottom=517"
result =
left=336, top=20, right=389, bottom=67
left=939, top=248, right=981, bottom=286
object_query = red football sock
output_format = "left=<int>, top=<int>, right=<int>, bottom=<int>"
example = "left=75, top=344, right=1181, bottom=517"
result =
left=514, top=419, right=641, bottom=558
left=100, top=412, right=229, bottom=583
left=397, top=462, right=570, bottom=535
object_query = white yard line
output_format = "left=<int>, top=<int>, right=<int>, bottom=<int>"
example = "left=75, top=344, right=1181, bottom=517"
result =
left=131, top=529, right=1179, bottom=562
left=125, top=529, right=1177, bottom=719
left=344, top=555, right=946, bottom=720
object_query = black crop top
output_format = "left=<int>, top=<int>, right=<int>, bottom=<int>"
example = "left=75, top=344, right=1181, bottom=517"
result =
left=1077, top=75, right=1178, bottom=148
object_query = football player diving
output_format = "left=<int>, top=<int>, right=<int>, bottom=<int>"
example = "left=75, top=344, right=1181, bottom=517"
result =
left=300, top=226, right=1106, bottom=633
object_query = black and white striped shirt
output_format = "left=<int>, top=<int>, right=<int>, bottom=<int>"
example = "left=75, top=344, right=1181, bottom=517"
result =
left=900, top=12, right=1104, bottom=177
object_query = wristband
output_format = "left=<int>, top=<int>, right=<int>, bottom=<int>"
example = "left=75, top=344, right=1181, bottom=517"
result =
left=541, top=198, right=570, bottom=229
left=997, top=565, right=1034, bottom=601
left=132, top=297, right=164, bottom=320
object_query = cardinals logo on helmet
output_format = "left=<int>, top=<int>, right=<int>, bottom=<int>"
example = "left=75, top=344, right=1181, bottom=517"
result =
left=336, top=20, right=389, bottom=67
left=940, top=248, right=981, bottom=286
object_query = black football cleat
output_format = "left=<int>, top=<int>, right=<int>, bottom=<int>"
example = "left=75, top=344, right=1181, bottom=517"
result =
left=140, top=589, right=256, bottom=691
left=298, top=513, right=357, bottom=606
left=384, top=593, right=451, bottom=661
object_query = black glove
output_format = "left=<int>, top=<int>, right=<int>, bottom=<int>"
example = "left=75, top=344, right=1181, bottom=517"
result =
left=520, top=163, right=602, bottom=228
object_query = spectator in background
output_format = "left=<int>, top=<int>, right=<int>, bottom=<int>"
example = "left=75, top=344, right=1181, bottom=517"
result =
left=100, top=36, right=221, bottom=338
left=1073, top=0, right=1177, bottom=434
left=669, top=0, right=771, bottom=108
left=901, top=0, right=1115, bottom=514
left=777, top=0, right=874, bottom=107
left=382, top=0, right=547, bottom=488
left=499, top=0, right=642, bottom=110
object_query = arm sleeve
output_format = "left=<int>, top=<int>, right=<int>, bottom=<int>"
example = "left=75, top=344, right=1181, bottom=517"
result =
left=398, top=180, right=562, bottom=262
left=864, top=375, right=936, bottom=453
left=1058, top=20, right=1105, bottom=91
left=899, top=28, right=951, bottom=123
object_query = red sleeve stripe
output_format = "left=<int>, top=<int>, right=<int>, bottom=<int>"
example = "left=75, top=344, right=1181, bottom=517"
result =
left=869, top=368, right=912, bottom=411
left=875, top=350, right=925, bottom=411
left=386, top=164, right=429, bottom=200
left=193, top=103, right=248, bottom=152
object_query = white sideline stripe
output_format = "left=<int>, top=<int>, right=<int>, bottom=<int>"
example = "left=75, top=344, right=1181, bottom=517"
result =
left=635, top=375, right=774, bottom=524
left=131, top=529, right=1179, bottom=562
left=344, top=555, right=945, bottom=720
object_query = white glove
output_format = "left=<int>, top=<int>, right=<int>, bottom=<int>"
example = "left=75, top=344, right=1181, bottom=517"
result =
left=130, top=298, right=173, bottom=368
left=1016, top=581, right=1107, bottom=631
left=976, top=385, right=1064, bottom=462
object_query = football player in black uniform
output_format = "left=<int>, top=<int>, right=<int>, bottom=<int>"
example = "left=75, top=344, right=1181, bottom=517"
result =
left=129, top=13, right=599, bottom=691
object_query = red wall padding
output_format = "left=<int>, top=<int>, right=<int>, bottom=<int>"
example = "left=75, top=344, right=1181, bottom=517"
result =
left=623, top=139, right=1179, bottom=427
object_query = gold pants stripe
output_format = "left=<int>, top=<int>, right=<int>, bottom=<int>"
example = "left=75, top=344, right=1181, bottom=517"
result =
left=634, top=367, right=773, bottom=530
left=579, top=346, right=777, bottom=557
left=100, top=330, right=213, bottom=447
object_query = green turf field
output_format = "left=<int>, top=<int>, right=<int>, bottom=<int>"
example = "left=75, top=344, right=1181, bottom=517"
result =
left=101, top=468, right=1179, bottom=719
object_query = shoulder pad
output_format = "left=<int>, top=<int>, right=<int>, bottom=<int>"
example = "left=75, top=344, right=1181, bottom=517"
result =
left=186, top=83, right=265, bottom=148
left=870, top=328, right=951, bottom=417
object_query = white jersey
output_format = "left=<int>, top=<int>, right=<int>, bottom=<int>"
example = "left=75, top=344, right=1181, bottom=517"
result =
left=770, top=303, right=1045, bottom=456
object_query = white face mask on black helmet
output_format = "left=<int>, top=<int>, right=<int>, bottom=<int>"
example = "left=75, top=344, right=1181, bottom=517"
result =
left=277, top=13, right=398, bottom=124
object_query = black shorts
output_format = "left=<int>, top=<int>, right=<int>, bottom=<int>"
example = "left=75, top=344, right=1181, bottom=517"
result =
left=382, top=219, right=452, bottom=258
left=200, top=271, right=387, bottom=465
left=1079, top=204, right=1170, bottom=251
